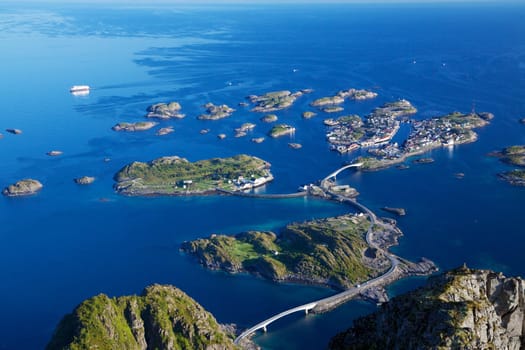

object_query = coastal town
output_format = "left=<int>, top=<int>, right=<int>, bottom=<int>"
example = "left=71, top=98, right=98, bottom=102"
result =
left=324, top=97, right=493, bottom=170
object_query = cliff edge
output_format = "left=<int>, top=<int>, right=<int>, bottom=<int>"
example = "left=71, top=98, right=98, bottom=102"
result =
left=329, top=266, right=525, bottom=350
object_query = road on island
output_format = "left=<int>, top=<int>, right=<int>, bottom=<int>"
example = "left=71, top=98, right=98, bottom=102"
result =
left=234, top=163, right=400, bottom=345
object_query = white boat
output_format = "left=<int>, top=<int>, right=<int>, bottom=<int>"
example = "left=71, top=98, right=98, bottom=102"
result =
left=69, top=85, right=90, bottom=93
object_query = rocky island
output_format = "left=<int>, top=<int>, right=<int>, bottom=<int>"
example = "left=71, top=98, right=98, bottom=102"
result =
left=74, top=176, right=95, bottom=185
left=329, top=266, right=525, bottom=350
left=311, top=95, right=345, bottom=107
left=6, top=128, right=22, bottom=135
left=261, top=114, right=278, bottom=123
left=492, top=145, right=525, bottom=186
left=493, top=145, right=525, bottom=167
left=248, top=90, right=306, bottom=112
left=112, top=121, right=158, bottom=132
left=268, top=124, right=295, bottom=138
left=114, top=154, right=273, bottom=196
left=302, top=111, right=317, bottom=119
left=145, top=102, right=185, bottom=119
left=46, top=284, right=236, bottom=350
left=337, top=88, right=378, bottom=101
left=311, top=88, right=377, bottom=109
left=2, top=179, right=43, bottom=196
left=182, top=214, right=382, bottom=289
left=381, top=207, right=406, bottom=216
left=156, top=126, right=174, bottom=136
left=198, top=103, right=235, bottom=120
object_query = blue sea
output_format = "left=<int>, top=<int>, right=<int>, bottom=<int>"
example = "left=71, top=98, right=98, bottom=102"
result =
left=0, top=2, right=524, bottom=349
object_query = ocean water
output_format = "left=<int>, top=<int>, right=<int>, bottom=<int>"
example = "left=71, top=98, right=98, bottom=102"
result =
left=0, top=2, right=524, bottom=349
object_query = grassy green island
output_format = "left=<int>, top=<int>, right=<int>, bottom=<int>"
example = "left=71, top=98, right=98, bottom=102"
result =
left=268, top=124, right=295, bottom=138
left=114, top=154, right=273, bottom=196
left=46, top=284, right=236, bottom=350
left=181, top=214, right=382, bottom=290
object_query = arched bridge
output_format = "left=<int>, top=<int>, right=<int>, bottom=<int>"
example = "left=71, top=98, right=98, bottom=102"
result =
left=234, top=302, right=318, bottom=344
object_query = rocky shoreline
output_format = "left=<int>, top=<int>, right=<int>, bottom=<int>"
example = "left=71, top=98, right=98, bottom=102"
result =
left=329, top=266, right=525, bottom=350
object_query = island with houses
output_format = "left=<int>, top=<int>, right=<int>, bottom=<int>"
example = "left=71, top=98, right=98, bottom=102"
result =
left=113, top=154, right=273, bottom=196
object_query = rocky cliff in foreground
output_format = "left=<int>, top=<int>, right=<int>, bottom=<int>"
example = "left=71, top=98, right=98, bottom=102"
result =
left=329, top=266, right=525, bottom=350
left=47, top=284, right=237, bottom=350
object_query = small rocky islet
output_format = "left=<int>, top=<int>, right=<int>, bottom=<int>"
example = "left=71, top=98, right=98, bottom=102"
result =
left=2, top=179, right=43, bottom=196
left=112, top=121, right=158, bottom=132
left=145, top=101, right=185, bottom=119
left=492, top=145, right=525, bottom=186
left=268, top=124, right=295, bottom=138
left=247, top=89, right=310, bottom=113
left=74, top=176, right=95, bottom=185
left=197, top=103, right=235, bottom=120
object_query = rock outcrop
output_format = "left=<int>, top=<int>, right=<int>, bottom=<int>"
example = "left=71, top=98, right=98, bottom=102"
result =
left=146, top=102, right=184, bottom=119
left=112, top=121, right=158, bottom=132
left=46, top=284, right=237, bottom=350
left=2, top=179, right=43, bottom=196
left=329, top=266, right=525, bottom=350
left=74, top=176, right=95, bottom=185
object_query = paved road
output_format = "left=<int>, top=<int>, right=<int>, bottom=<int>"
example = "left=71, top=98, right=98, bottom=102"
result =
left=233, top=163, right=400, bottom=345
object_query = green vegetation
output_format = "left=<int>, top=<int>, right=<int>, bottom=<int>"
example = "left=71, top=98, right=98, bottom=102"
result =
left=322, top=106, right=344, bottom=113
left=302, top=111, right=317, bottom=119
left=311, top=95, right=345, bottom=107
left=146, top=102, right=184, bottom=119
left=114, top=154, right=272, bottom=195
left=249, top=90, right=302, bottom=112
left=46, top=284, right=236, bottom=350
left=498, top=145, right=525, bottom=166
left=268, top=124, right=295, bottom=138
left=198, top=103, right=235, bottom=120
left=182, top=214, right=378, bottom=289
left=261, top=114, right=278, bottom=123
left=112, top=121, right=158, bottom=132
left=329, top=267, right=522, bottom=350
left=499, top=169, right=525, bottom=186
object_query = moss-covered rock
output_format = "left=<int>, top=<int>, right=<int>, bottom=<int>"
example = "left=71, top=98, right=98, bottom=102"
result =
left=46, top=284, right=237, bottom=350
left=329, top=267, right=525, bottom=350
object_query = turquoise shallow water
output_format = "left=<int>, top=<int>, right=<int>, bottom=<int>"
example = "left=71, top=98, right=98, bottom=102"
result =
left=0, top=2, right=524, bottom=349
